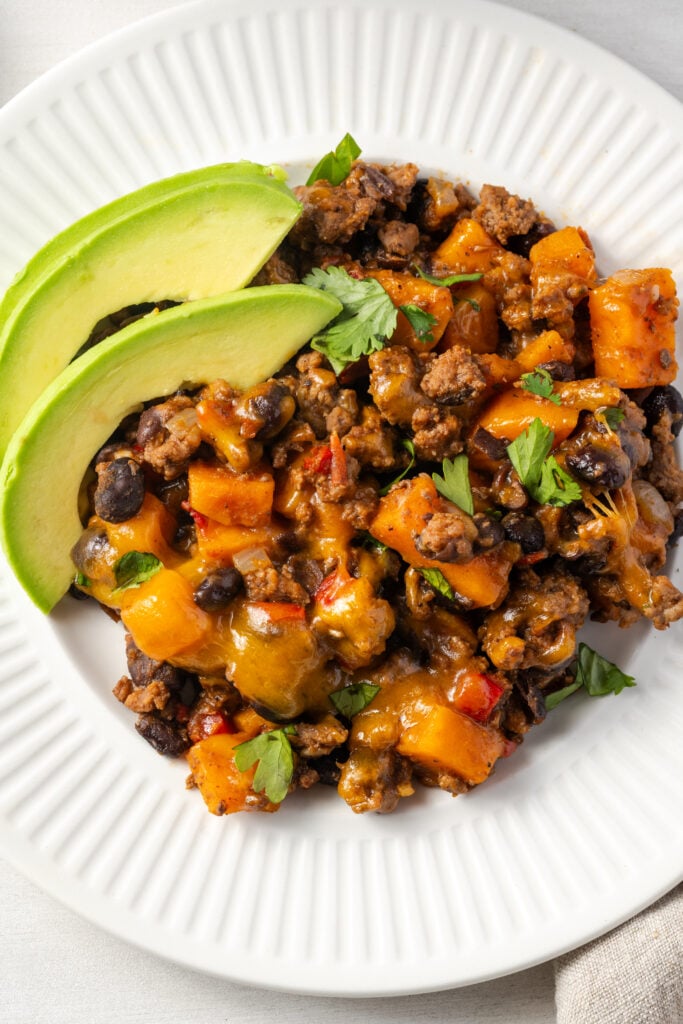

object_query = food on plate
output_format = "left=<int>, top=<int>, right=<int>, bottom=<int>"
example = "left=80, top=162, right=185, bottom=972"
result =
left=0, top=286, right=340, bottom=613
left=1, top=151, right=681, bottom=816
left=0, top=162, right=301, bottom=454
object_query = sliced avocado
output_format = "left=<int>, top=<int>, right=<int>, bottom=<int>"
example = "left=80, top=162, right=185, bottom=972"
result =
left=0, top=162, right=301, bottom=455
left=0, top=285, right=341, bottom=613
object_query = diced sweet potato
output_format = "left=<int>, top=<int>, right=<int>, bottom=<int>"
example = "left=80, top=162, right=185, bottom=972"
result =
left=476, top=353, right=524, bottom=387
left=589, top=268, right=679, bottom=387
left=187, top=733, right=277, bottom=815
left=121, top=568, right=212, bottom=661
left=188, top=460, right=274, bottom=528
left=397, top=704, right=505, bottom=785
left=435, top=218, right=504, bottom=273
left=370, top=476, right=514, bottom=608
left=530, top=226, right=596, bottom=318
left=99, top=493, right=177, bottom=562
left=367, top=269, right=454, bottom=351
left=196, top=396, right=251, bottom=472
left=439, top=283, right=499, bottom=354
left=195, top=520, right=284, bottom=564
left=515, top=329, right=575, bottom=372
left=475, top=388, right=579, bottom=445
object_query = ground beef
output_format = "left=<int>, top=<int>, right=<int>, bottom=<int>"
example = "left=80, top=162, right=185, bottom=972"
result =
left=342, top=406, right=405, bottom=472
left=415, top=510, right=478, bottom=563
left=420, top=345, right=487, bottom=405
left=124, top=680, right=170, bottom=713
left=338, top=747, right=414, bottom=814
left=473, top=184, right=538, bottom=245
left=270, top=419, right=317, bottom=469
left=368, top=346, right=429, bottom=427
left=647, top=576, right=683, bottom=630
left=293, top=351, right=358, bottom=438
left=483, top=252, right=534, bottom=340
left=250, top=249, right=299, bottom=285
left=377, top=220, right=420, bottom=256
left=340, top=483, right=380, bottom=530
left=290, top=715, right=348, bottom=758
left=136, top=395, right=202, bottom=479
left=411, top=404, right=464, bottom=462
left=242, top=565, right=310, bottom=605
left=645, top=413, right=683, bottom=507
left=412, top=176, right=475, bottom=234
left=125, top=634, right=192, bottom=694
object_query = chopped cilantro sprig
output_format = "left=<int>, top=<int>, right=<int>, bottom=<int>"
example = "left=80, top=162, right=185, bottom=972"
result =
left=432, top=454, right=474, bottom=515
left=520, top=367, right=561, bottom=405
left=303, top=266, right=398, bottom=374
left=506, top=419, right=581, bottom=507
left=234, top=727, right=296, bottom=804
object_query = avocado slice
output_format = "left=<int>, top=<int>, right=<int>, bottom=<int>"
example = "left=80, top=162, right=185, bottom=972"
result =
left=0, top=285, right=341, bottom=613
left=0, top=162, right=302, bottom=455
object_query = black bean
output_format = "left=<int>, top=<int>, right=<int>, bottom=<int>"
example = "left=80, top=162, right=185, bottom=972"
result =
left=505, top=221, right=555, bottom=258
left=502, top=512, right=545, bottom=553
left=156, top=474, right=189, bottom=516
left=135, top=713, right=189, bottom=757
left=469, top=427, right=508, bottom=462
left=193, top=568, right=243, bottom=611
left=136, top=406, right=164, bottom=445
left=473, top=512, right=505, bottom=549
left=536, top=360, right=576, bottom=382
left=314, top=747, right=349, bottom=786
left=642, top=385, right=683, bottom=437
left=125, top=634, right=194, bottom=694
left=94, top=458, right=145, bottom=523
left=565, top=443, right=631, bottom=490
left=235, top=381, right=296, bottom=441
left=71, top=527, right=111, bottom=576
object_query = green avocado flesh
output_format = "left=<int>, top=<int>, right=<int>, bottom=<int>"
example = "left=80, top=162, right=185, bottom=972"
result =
left=0, top=285, right=341, bottom=613
left=0, top=162, right=301, bottom=455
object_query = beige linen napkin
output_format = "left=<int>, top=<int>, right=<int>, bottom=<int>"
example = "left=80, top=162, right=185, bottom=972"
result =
left=554, top=884, right=683, bottom=1024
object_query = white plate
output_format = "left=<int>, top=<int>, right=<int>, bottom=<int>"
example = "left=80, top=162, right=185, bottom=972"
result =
left=0, top=0, right=682, bottom=997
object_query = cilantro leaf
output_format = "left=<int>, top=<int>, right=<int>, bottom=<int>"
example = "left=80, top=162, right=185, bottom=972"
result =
left=419, top=567, right=454, bottom=600
left=379, top=439, right=416, bottom=496
left=112, top=551, right=162, bottom=593
left=575, top=643, right=636, bottom=696
left=602, top=407, right=625, bottom=429
left=358, top=531, right=388, bottom=553
left=303, top=266, right=398, bottom=374
left=544, top=679, right=583, bottom=710
left=520, top=368, right=561, bottom=406
left=233, top=727, right=296, bottom=804
left=399, top=304, right=437, bottom=344
left=506, top=419, right=554, bottom=492
left=74, top=571, right=90, bottom=588
left=535, top=455, right=583, bottom=507
left=414, top=266, right=484, bottom=286
left=547, top=643, right=635, bottom=709
left=432, top=454, right=474, bottom=515
left=330, top=681, right=380, bottom=718
left=507, top=419, right=581, bottom=508
left=306, top=133, right=361, bottom=186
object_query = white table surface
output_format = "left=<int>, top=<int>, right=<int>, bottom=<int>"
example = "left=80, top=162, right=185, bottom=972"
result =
left=0, top=1, right=680, bottom=1021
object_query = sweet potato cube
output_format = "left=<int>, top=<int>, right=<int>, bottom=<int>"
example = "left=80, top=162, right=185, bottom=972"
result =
left=397, top=705, right=505, bottom=785
left=439, top=283, right=499, bottom=354
left=370, top=476, right=514, bottom=608
left=187, top=733, right=277, bottom=815
left=530, top=226, right=596, bottom=319
left=188, top=460, right=274, bottom=527
left=195, top=520, right=284, bottom=564
left=121, top=569, right=211, bottom=661
left=514, top=329, right=575, bottom=372
left=435, top=218, right=504, bottom=273
left=589, top=268, right=679, bottom=387
left=475, top=388, right=579, bottom=445
left=367, top=269, right=454, bottom=351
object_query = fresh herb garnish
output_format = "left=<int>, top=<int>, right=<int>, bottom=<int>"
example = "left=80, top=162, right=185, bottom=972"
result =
left=306, top=133, right=361, bottom=186
left=379, top=439, right=416, bottom=495
left=358, top=531, right=388, bottom=553
left=399, top=303, right=437, bottom=344
left=234, top=726, right=296, bottom=804
left=432, top=454, right=474, bottom=515
left=456, top=297, right=481, bottom=312
left=303, top=266, right=397, bottom=374
left=520, top=367, right=561, bottom=405
left=414, top=266, right=484, bottom=286
left=112, top=551, right=162, bottom=593
left=602, top=407, right=625, bottom=429
left=419, top=567, right=455, bottom=600
left=74, top=571, right=90, bottom=588
left=534, top=455, right=583, bottom=506
left=506, top=419, right=581, bottom=508
left=546, top=643, right=635, bottom=709
left=330, top=681, right=380, bottom=718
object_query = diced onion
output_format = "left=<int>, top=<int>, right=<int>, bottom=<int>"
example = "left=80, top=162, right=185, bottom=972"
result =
left=232, top=547, right=272, bottom=574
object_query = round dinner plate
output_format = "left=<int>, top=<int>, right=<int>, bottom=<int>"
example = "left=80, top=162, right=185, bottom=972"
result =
left=0, top=0, right=681, bottom=997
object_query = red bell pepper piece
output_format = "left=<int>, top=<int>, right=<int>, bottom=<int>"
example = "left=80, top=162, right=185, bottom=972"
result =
left=453, top=671, right=505, bottom=723
left=303, top=445, right=333, bottom=474
left=180, top=499, right=208, bottom=532
left=314, top=566, right=352, bottom=606
left=329, top=432, right=348, bottom=488
left=188, top=710, right=235, bottom=745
